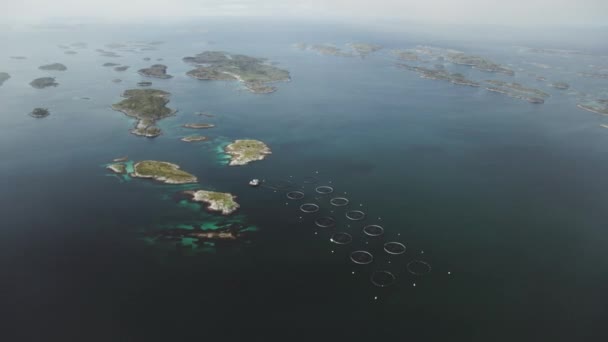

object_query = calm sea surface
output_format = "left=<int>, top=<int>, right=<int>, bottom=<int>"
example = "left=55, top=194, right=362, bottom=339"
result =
left=1, top=20, right=607, bottom=341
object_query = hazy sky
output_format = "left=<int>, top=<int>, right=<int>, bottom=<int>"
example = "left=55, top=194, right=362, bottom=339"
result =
left=1, top=0, right=607, bottom=26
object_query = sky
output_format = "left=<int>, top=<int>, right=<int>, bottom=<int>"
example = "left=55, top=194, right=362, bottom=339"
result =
left=1, top=0, right=607, bottom=27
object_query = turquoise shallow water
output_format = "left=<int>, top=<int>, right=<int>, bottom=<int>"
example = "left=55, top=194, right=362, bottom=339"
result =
left=1, top=19, right=607, bottom=341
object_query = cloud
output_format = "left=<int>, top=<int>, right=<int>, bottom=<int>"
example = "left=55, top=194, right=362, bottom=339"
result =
left=1, top=0, right=606, bottom=26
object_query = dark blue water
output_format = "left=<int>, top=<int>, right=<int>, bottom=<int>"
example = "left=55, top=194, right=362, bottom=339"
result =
left=1, top=19, right=607, bottom=341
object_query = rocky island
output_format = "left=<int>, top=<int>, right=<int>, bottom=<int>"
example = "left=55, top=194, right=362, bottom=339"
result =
left=524, top=47, right=586, bottom=56
left=96, top=49, right=120, bottom=58
left=30, top=77, right=58, bottom=89
left=10, top=56, right=27, bottom=60
left=446, top=53, right=514, bottom=75
left=38, top=63, right=67, bottom=71
left=577, top=99, right=608, bottom=115
left=349, top=43, right=383, bottom=57
left=485, top=80, right=549, bottom=103
left=225, top=139, right=271, bottom=166
left=184, top=190, right=240, bottom=215
left=138, top=64, right=172, bottom=79
left=183, top=123, right=215, bottom=129
left=181, top=135, right=209, bottom=142
left=29, top=108, right=50, bottom=118
left=111, top=89, right=176, bottom=138
left=310, top=44, right=354, bottom=57
left=138, top=81, right=152, bottom=87
left=103, top=62, right=120, bottom=67
left=106, top=163, right=126, bottom=174
left=113, top=156, right=129, bottom=162
left=114, top=66, right=129, bottom=72
left=183, top=51, right=290, bottom=93
left=579, top=71, right=608, bottom=79
left=549, top=82, right=570, bottom=90
left=397, top=63, right=480, bottom=87
left=130, top=160, right=197, bottom=184
left=392, top=49, right=419, bottom=61
left=0, top=72, right=10, bottom=86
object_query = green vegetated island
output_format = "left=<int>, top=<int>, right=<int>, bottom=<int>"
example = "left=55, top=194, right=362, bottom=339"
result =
left=485, top=80, right=549, bottom=104
left=225, top=139, right=272, bottom=166
left=0, top=72, right=10, bottom=86
left=392, top=50, right=419, bottom=61
left=296, top=42, right=383, bottom=58
left=394, top=46, right=514, bottom=75
left=111, top=89, right=175, bottom=138
left=393, top=45, right=560, bottom=104
left=30, top=108, right=50, bottom=118
left=138, top=64, right=172, bottom=79
left=397, top=63, right=480, bottom=87
left=38, top=63, right=67, bottom=71
left=129, top=160, right=197, bottom=184
left=30, top=77, right=58, bottom=89
left=184, top=190, right=240, bottom=215
left=104, top=41, right=163, bottom=53
left=183, top=51, right=290, bottom=94
left=106, top=159, right=240, bottom=215
left=446, top=53, right=514, bottom=75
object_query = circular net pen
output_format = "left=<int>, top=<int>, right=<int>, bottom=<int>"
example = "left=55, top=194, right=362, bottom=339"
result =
left=363, top=224, right=384, bottom=237
left=315, top=186, right=334, bottom=195
left=329, top=197, right=349, bottom=207
left=406, top=260, right=432, bottom=276
left=286, top=191, right=305, bottom=200
left=330, top=232, right=353, bottom=245
left=315, top=216, right=336, bottom=228
left=350, top=250, right=374, bottom=265
left=370, top=271, right=397, bottom=288
left=383, top=242, right=406, bottom=255
left=346, top=210, right=366, bottom=221
left=299, top=203, right=319, bottom=213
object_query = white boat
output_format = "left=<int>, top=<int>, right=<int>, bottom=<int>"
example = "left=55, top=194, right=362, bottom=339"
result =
left=249, top=179, right=260, bottom=187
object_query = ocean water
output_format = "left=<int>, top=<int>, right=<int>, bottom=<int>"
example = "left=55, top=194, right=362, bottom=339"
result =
left=1, top=19, right=608, bottom=341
